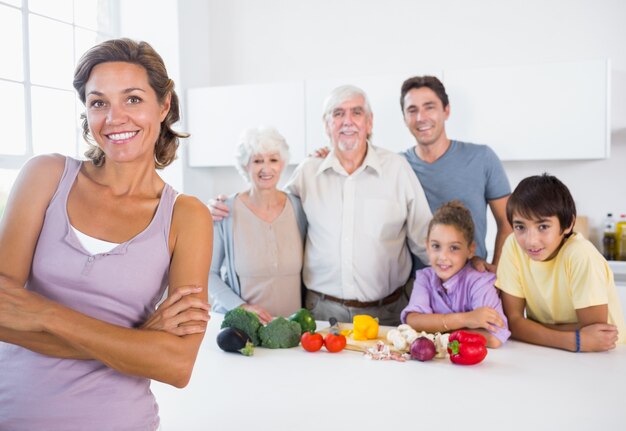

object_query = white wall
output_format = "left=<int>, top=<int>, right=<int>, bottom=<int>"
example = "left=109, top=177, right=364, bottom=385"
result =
left=178, top=0, right=626, bottom=249
left=119, top=0, right=184, bottom=191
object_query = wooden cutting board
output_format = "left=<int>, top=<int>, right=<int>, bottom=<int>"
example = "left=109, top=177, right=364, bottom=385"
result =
left=319, top=322, right=398, bottom=353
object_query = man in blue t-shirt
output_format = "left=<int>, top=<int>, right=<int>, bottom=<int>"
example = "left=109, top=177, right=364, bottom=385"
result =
left=400, top=76, right=512, bottom=272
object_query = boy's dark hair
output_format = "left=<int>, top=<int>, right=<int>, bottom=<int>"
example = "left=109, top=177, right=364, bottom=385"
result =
left=506, top=173, right=576, bottom=234
left=400, top=75, right=449, bottom=111
left=428, top=200, right=475, bottom=245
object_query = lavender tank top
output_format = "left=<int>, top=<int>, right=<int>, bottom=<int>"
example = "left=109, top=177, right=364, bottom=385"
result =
left=0, top=157, right=176, bottom=431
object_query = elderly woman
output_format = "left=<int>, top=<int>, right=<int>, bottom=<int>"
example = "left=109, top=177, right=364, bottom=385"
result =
left=210, top=127, right=306, bottom=323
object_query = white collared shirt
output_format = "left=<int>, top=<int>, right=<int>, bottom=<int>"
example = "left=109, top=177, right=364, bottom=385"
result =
left=285, top=143, right=431, bottom=302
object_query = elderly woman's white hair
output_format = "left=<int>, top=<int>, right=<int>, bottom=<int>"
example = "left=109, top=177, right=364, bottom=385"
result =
left=234, top=126, right=290, bottom=181
left=321, top=84, right=373, bottom=140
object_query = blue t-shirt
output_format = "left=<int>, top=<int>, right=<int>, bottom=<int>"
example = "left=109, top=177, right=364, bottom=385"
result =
left=402, top=140, right=510, bottom=261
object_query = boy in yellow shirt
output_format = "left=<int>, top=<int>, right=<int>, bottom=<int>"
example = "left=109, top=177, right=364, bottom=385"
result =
left=497, top=174, right=625, bottom=351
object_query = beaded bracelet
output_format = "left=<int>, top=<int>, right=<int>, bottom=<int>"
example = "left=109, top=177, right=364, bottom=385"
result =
left=575, top=329, right=581, bottom=352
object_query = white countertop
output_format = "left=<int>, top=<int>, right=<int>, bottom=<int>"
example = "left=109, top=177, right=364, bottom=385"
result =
left=152, top=313, right=626, bottom=431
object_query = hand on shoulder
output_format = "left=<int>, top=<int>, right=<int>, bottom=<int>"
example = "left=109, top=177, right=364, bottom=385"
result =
left=470, top=256, right=496, bottom=273
left=308, top=146, right=330, bottom=158
left=207, top=194, right=229, bottom=221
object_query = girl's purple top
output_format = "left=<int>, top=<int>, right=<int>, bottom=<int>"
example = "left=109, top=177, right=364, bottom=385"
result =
left=0, top=157, right=176, bottom=431
left=401, top=263, right=511, bottom=343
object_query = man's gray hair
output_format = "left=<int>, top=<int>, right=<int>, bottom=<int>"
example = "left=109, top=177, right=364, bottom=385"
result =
left=322, top=84, right=373, bottom=124
left=234, top=126, right=290, bottom=181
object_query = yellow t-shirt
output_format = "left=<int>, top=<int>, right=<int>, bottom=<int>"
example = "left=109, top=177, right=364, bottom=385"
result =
left=496, top=232, right=626, bottom=344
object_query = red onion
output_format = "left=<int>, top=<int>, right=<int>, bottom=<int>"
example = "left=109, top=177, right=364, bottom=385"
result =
left=410, top=336, right=436, bottom=361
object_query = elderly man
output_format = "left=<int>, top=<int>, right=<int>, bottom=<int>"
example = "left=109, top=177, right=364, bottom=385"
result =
left=400, top=76, right=512, bottom=272
left=210, top=85, right=432, bottom=325
left=287, top=85, right=431, bottom=325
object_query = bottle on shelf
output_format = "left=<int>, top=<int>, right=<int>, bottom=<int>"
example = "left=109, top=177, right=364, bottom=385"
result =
left=617, top=214, right=626, bottom=261
left=603, top=212, right=616, bottom=261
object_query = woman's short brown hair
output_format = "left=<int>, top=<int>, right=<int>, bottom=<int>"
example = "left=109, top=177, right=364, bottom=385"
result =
left=73, top=38, right=188, bottom=168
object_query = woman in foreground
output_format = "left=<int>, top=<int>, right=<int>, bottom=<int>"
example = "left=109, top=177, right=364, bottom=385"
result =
left=0, top=38, right=212, bottom=430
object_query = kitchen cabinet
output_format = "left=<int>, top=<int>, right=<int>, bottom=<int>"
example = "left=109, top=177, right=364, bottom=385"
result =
left=187, top=59, right=609, bottom=166
left=151, top=313, right=626, bottom=431
left=443, top=59, right=610, bottom=160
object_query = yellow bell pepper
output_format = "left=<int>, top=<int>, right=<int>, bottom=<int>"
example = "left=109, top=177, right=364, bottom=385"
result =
left=340, top=329, right=353, bottom=337
left=352, top=315, right=379, bottom=341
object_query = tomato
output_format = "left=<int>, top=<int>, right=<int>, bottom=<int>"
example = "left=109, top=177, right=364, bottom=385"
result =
left=324, top=332, right=347, bottom=353
left=301, top=331, right=324, bottom=352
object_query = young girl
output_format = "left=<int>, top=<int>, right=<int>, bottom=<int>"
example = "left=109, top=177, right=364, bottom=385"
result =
left=497, top=174, right=625, bottom=352
left=401, top=200, right=510, bottom=348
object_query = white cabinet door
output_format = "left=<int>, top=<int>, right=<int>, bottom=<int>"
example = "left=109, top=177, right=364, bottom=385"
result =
left=443, top=59, right=610, bottom=160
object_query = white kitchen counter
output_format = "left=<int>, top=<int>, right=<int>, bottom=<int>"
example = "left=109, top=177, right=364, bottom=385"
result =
left=152, top=314, right=626, bottom=431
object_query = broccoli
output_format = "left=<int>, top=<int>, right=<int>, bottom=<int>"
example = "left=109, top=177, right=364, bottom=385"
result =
left=258, top=317, right=302, bottom=349
left=221, top=308, right=262, bottom=346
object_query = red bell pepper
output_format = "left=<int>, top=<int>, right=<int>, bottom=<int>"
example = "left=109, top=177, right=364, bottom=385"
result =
left=447, top=330, right=488, bottom=365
